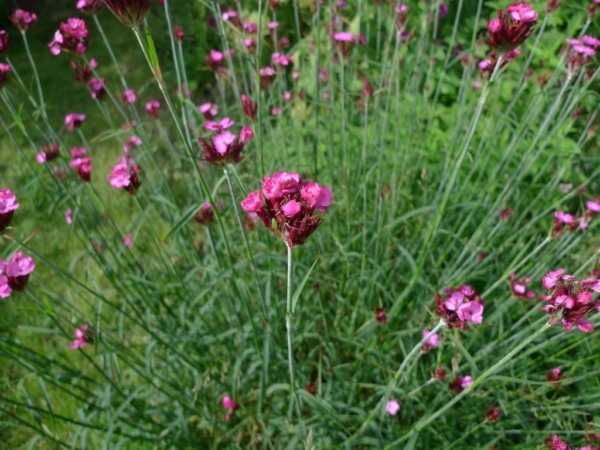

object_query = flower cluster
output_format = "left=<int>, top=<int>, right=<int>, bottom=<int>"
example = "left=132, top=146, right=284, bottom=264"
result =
left=509, top=273, right=536, bottom=299
left=70, top=324, right=93, bottom=349
left=69, top=147, right=93, bottom=182
left=551, top=200, right=599, bottom=236
left=108, top=156, right=141, bottom=195
left=65, top=113, right=86, bottom=131
left=122, top=88, right=137, bottom=105
left=240, top=172, right=332, bottom=247
left=0, top=252, right=35, bottom=297
left=435, top=285, right=485, bottom=329
left=0, top=188, right=19, bottom=231
left=199, top=118, right=253, bottom=167
left=565, top=35, right=600, bottom=74
left=9, top=9, right=38, bottom=32
left=540, top=269, right=600, bottom=332
left=145, top=100, right=160, bottom=118
left=48, top=18, right=89, bottom=56
left=36, top=142, right=60, bottom=164
left=103, top=0, right=151, bottom=27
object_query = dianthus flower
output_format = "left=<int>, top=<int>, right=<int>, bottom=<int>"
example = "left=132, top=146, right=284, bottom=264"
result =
left=0, top=63, right=11, bottom=90
left=173, top=25, right=184, bottom=41
left=240, top=172, right=332, bottom=247
left=546, top=366, right=563, bottom=387
left=259, top=66, right=276, bottom=89
left=145, top=100, right=160, bottom=118
left=486, top=2, right=538, bottom=54
left=71, top=59, right=97, bottom=83
left=385, top=399, right=401, bottom=416
left=241, top=94, right=257, bottom=121
left=509, top=273, right=536, bottom=299
left=0, top=30, right=9, bottom=56
left=450, top=375, right=473, bottom=392
left=435, top=285, right=485, bottom=329
left=65, top=113, right=86, bottom=131
left=540, top=269, right=600, bottom=332
left=122, top=88, right=137, bottom=105
left=4, top=251, right=35, bottom=291
left=9, top=9, right=38, bottom=32
left=36, top=142, right=59, bottom=164
left=77, top=0, right=104, bottom=15
left=222, top=395, right=238, bottom=421
left=374, top=306, right=387, bottom=324
left=48, top=18, right=89, bottom=56
left=70, top=324, right=93, bottom=349
left=88, top=77, right=107, bottom=100
left=199, top=118, right=253, bottom=166
left=564, top=36, right=598, bottom=74
left=544, top=434, right=572, bottom=450
left=107, top=156, right=141, bottom=194
left=123, top=135, right=142, bottom=153
left=0, top=188, right=19, bottom=231
left=332, top=31, right=362, bottom=59
left=69, top=147, right=92, bottom=182
left=421, top=328, right=440, bottom=352
left=103, top=0, right=151, bottom=27
left=198, top=102, right=218, bottom=120
left=486, top=404, right=501, bottom=423
left=193, top=202, right=219, bottom=225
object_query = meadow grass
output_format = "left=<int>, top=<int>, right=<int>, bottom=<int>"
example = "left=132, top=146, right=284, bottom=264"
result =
left=1, top=0, right=600, bottom=449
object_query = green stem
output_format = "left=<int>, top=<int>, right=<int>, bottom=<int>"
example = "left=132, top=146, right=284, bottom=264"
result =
left=20, top=31, right=47, bottom=124
left=286, top=243, right=295, bottom=392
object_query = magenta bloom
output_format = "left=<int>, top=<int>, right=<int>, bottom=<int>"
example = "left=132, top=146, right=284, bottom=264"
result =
left=510, top=273, right=536, bottom=299
left=173, top=25, right=184, bottom=41
left=71, top=59, right=97, bottom=83
left=108, top=156, right=141, bottom=194
left=103, top=0, right=151, bottom=27
left=486, top=2, right=538, bottom=54
left=0, top=188, right=19, bottom=231
left=450, top=375, right=473, bottom=392
left=436, top=285, right=485, bottom=329
left=122, top=88, right=137, bottom=105
left=199, top=118, right=253, bottom=166
left=65, top=209, right=73, bottom=225
left=0, top=30, right=9, bottom=57
left=145, top=100, right=160, bottom=118
left=123, top=233, right=134, bottom=248
left=241, top=94, right=257, bottom=121
left=486, top=404, right=501, bottom=423
left=77, top=0, right=104, bottom=14
left=87, top=77, right=107, bottom=100
left=546, top=367, right=563, bottom=388
left=222, top=395, right=238, bottom=421
left=5, top=251, right=35, bottom=291
left=0, top=274, right=11, bottom=298
left=198, top=102, right=219, bottom=120
left=541, top=270, right=600, bottom=332
left=422, top=329, right=440, bottom=347
left=587, top=198, right=600, bottom=213
left=65, top=113, right=86, bottom=131
left=36, top=142, right=60, bottom=164
left=69, top=147, right=92, bottom=182
left=0, top=63, right=11, bottom=90
left=385, top=399, right=400, bottom=416
left=48, top=18, right=89, bottom=56
left=70, top=324, right=92, bottom=350
left=9, top=9, right=38, bottom=32
left=241, top=172, right=332, bottom=247
left=123, top=135, right=142, bottom=153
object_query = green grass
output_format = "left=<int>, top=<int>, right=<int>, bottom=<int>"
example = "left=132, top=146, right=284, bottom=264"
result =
left=1, top=0, right=600, bottom=449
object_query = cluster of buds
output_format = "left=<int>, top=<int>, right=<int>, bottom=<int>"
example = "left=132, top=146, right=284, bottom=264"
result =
left=36, top=142, right=60, bottom=164
left=198, top=118, right=253, bottom=167
left=69, top=147, right=93, bottom=182
left=9, top=9, right=38, bottom=32
left=486, top=404, right=501, bottom=424
left=540, top=269, right=600, bottom=332
left=435, top=285, right=485, bottom=329
left=0, top=188, right=19, bottom=231
left=107, top=156, right=141, bottom=194
left=76, top=0, right=104, bottom=15
left=48, top=18, right=89, bottom=56
left=0, top=252, right=35, bottom=297
left=374, top=306, right=387, bottom=324
left=565, top=35, right=600, bottom=74
left=173, top=25, right=184, bottom=41
left=88, top=77, right=107, bottom=100
left=70, top=324, right=93, bottom=349
left=0, top=30, right=9, bottom=56
left=241, top=172, right=333, bottom=247
left=546, top=367, right=563, bottom=387
left=103, top=0, right=151, bottom=28
left=509, top=273, right=536, bottom=299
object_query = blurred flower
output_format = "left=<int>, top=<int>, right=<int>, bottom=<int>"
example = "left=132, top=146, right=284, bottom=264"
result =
left=385, top=399, right=400, bottom=416
left=272, top=52, right=293, bottom=68
left=546, top=0, right=560, bottom=13
left=241, top=172, right=332, bottom=247
left=0, top=30, right=10, bottom=56
left=271, top=107, right=281, bottom=116
left=65, top=113, right=86, bottom=131
left=243, top=21, right=257, bottom=33
left=565, top=36, right=598, bottom=74
left=88, top=77, right=107, bottom=100
left=439, top=3, right=449, bottom=18
left=70, top=324, right=92, bottom=349
left=123, top=135, right=142, bottom=153
left=0, top=188, right=19, bottom=231
left=0, top=274, right=11, bottom=298
left=103, top=0, right=151, bottom=27
left=241, top=94, right=257, bottom=121
left=374, top=306, right=387, bottom=324
left=436, top=285, right=485, bottom=329
left=259, top=66, right=276, bottom=89
left=36, top=142, right=60, bottom=164
left=5, top=251, right=35, bottom=291
left=145, top=100, right=160, bottom=118
left=69, top=147, right=92, bottom=182
left=546, top=367, right=563, bottom=388
left=71, top=59, right=97, bottom=83
left=587, top=197, right=600, bottom=213
left=48, top=18, right=89, bottom=56
left=193, top=202, right=219, bottom=225
left=173, top=25, right=184, bottom=41
left=540, top=270, right=599, bottom=332
left=199, top=118, right=253, bottom=166
left=499, top=208, right=512, bottom=220
left=123, top=233, right=134, bottom=248
left=450, top=375, right=473, bottom=392
left=543, top=435, right=572, bottom=450
left=422, top=329, right=440, bottom=352
left=509, top=273, right=536, bottom=299
left=486, top=404, right=501, bottom=423
left=198, top=102, right=218, bottom=120
left=222, top=395, right=238, bottom=421
left=9, top=9, right=38, bottom=32
left=122, top=88, right=137, bottom=105
left=0, top=63, right=11, bottom=90
left=108, top=156, right=141, bottom=194
left=65, top=209, right=73, bottom=225
left=77, top=0, right=104, bottom=14
left=486, top=2, right=538, bottom=54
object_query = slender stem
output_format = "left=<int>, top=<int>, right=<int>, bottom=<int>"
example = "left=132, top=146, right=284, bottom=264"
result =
left=20, top=31, right=47, bottom=123
left=286, top=243, right=295, bottom=392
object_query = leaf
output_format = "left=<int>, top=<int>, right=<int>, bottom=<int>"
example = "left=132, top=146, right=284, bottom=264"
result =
left=162, top=204, right=199, bottom=242
left=291, top=255, right=319, bottom=314
left=145, top=26, right=162, bottom=82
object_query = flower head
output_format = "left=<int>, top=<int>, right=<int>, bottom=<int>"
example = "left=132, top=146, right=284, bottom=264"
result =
left=374, top=306, right=387, bottom=324
left=486, top=404, right=501, bottom=423
left=198, top=102, right=219, bottom=120
left=422, top=329, right=440, bottom=352
left=65, top=113, right=86, bottom=131
left=69, top=147, right=92, bottom=182
left=77, top=0, right=104, bottom=14
left=0, top=30, right=10, bottom=56
left=0, top=188, right=19, bottom=231
left=108, top=156, right=141, bottom=194
left=173, top=25, right=184, bottom=41
left=9, top=10, right=38, bottom=32
left=122, top=88, right=137, bottom=105
left=70, top=324, right=93, bottom=349
left=36, top=142, right=60, bottom=164
left=385, top=399, right=400, bottom=416
left=88, top=77, right=107, bottom=100
left=241, top=172, right=332, bottom=247
left=71, top=59, right=97, bottom=83
left=145, top=100, right=160, bottom=118
left=193, top=202, right=219, bottom=225
left=436, top=285, right=485, bottom=329
left=510, top=273, right=536, bottom=299
left=199, top=118, right=253, bottom=166
left=486, top=3, right=538, bottom=54
left=123, top=233, right=134, bottom=248
left=222, top=395, right=238, bottom=421
left=450, top=375, right=473, bottom=392
left=103, top=0, right=151, bottom=27
left=5, top=251, right=35, bottom=291
left=0, top=63, right=11, bottom=90
left=48, top=18, right=89, bottom=56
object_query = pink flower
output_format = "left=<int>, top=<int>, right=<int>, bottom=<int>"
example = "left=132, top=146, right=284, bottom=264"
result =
left=546, top=367, right=563, bottom=387
left=77, top=0, right=104, bottom=15
left=145, top=100, right=160, bottom=118
left=0, top=31, right=9, bottom=57
left=69, top=148, right=92, bottom=182
left=422, top=329, right=440, bottom=347
left=510, top=273, right=536, bottom=299
left=204, top=117, right=234, bottom=132
left=5, top=251, right=35, bottom=291
left=65, top=113, right=86, bottom=131
left=122, top=88, right=137, bottom=105
left=123, top=233, right=134, bottom=248
left=199, top=102, right=219, bottom=120
left=103, top=0, right=151, bottom=27
left=70, top=324, right=92, bottom=350
left=48, top=18, right=89, bottom=56
left=193, top=202, right=219, bottom=225
left=385, top=399, right=400, bottom=416
left=9, top=9, right=38, bottom=32
left=65, top=209, right=73, bottom=225
left=87, top=77, right=107, bottom=100
left=123, top=135, right=142, bottom=153
left=542, top=269, right=565, bottom=290
left=199, top=121, right=253, bottom=166
left=450, top=375, right=473, bottom=392
left=0, top=275, right=12, bottom=298
left=222, top=395, right=238, bottom=421
left=486, top=2, right=538, bottom=54
left=301, top=182, right=332, bottom=212
left=374, top=306, right=387, bottom=324
left=173, top=25, right=184, bottom=41
left=241, top=94, right=257, bottom=121
left=282, top=199, right=302, bottom=217
left=436, top=285, right=485, bottom=329
left=0, top=188, right=19, bottom=231
left=506, top=3, right=538, bottom=22
left=71, top=59, right=97, bottom=83
left=271, top=107, right=282, bottom=116
left=108, top=156, right=141, bottom=194
left=486, top=404, right=500, bottom=423
left=587, top=199, right=600, bottom=213
left=240, top=191, right=263, bottom=213
left=0, top=63, right=10, bottom=90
